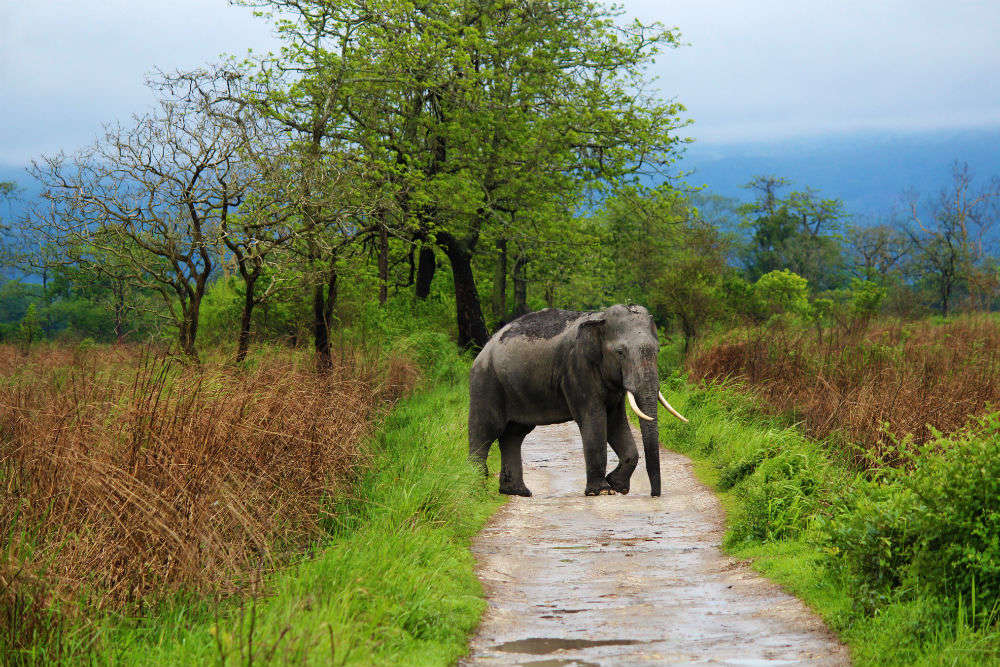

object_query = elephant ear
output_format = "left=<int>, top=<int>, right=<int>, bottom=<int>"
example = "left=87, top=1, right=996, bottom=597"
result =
left=576, top=318, right=606, bottom=364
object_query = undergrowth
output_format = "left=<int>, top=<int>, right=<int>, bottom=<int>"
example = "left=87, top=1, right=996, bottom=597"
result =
left=1, top=332, right=492, bottom=665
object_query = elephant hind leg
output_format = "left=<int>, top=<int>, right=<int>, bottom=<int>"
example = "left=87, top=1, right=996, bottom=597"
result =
left=469, top=420, right=500, bottom=475
left=498, top=422, right=534, bottom=497
left=468, top=370, right=504, bottom=475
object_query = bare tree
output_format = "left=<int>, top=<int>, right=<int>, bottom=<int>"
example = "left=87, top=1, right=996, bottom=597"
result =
left=845, top=220, right=910, bottom=281
left=907, top=162, right=1000, bottom=315
left=27, top=94, right=250, bottom=362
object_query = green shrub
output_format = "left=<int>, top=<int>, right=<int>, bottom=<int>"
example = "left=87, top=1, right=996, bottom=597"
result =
left=825, top=414, right=1000, bottom=619
left=848, top=278, right=887, bottom=320
left=754, top=269, right=810, bottom=317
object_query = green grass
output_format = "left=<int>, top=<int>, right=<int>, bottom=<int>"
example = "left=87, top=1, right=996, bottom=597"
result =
left=65, top=356, right=501, bottom=666
left=658, top=374, right=1000, bottom=666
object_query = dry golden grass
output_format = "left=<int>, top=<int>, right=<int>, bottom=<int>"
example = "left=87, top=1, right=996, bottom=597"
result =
left=688, top=314, right=1000, bottom=466
left=0, top=343, right=417, bottom=647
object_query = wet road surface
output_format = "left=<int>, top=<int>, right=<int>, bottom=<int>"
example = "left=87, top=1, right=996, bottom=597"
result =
left=461, top=422, right=849, bottom=666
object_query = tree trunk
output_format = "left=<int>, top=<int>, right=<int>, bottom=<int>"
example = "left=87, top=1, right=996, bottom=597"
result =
left=314, top=258, right=338, bottom=372
left=235, top=274, right=258, bottom=364
left=415, top=245, right=436, bottom=299
left=179, top=305, right=200, bottom=364
left=512, top=255, right=529, bottom=318
left=493, top=238, right=507, bottom=325
left=439, top=232, right=489, bottom=349
left=378, top=219, right=389, bottom=305
left=112, top=280, right=127, bottom=343
left=544, top=283, right=555, bottom=309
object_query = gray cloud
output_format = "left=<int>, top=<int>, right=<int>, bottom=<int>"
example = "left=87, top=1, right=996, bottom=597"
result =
left=1, top=0, right=998, bottom=165
left=632, top=0, right=1000, bottom=143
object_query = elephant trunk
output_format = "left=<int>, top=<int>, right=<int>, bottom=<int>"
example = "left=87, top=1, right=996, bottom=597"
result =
left=638, top=386, right=660, bottom=496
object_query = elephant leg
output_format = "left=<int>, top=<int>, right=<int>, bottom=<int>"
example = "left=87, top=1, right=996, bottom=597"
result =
left=498, top=422, right=534, bottom=497
left=606, top=401, right=639, bottom=494
left=577, top=412, right=614, bottom=496
left=468, top=371, right=504, bottom=475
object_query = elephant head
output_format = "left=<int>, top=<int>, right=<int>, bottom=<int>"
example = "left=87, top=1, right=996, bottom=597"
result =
left=581, top=305, right=688, bottom=496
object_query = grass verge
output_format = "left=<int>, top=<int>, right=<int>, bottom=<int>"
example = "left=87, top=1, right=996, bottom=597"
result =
left=659, top=373, right=1000, bottom=666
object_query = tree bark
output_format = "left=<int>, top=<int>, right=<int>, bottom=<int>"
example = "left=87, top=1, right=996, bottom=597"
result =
left=512, top=254, right=529, bottom=318
left=439, top=232, right=489, bottom=349
left=378, top=218, right=389, bottom=305
left=493, top=238, right=507, bottom=324
left=179, top=301, right=201, bottom=364
left=314, top=257, right=338, bottom=372
left=235, top=273, right=258, bottom=363
left=415, top=244, right=436, bottom=299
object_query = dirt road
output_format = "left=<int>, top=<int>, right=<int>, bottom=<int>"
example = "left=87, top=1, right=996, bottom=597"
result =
left=462, top=422, right=849, bottom=666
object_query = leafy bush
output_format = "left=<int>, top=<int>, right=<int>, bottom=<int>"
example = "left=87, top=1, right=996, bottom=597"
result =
left=848, top=278, right=887, bottom=321
left=754, top=269, right=810, bottom=317
left=825, top=415, right=1000, bottom=619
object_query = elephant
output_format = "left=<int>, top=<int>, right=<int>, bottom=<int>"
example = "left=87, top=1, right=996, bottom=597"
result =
left=468, top=304, right=688, bottom=498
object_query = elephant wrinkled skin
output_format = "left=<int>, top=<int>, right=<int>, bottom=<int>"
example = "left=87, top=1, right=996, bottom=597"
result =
left=468, top=304, right=684, bottom=497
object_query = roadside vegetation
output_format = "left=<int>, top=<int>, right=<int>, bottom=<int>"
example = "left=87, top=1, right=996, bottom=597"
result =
left=662, top=314, right=1000, bottom=665
left=1, top=323, right=502, bottom=665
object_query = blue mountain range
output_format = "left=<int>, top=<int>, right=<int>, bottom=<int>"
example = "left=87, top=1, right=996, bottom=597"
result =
left=3, top=126, right=999, bottom=225
left=677, top=126, right=1000, bottom=217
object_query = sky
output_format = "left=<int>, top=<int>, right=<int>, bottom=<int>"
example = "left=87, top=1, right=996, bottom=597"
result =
left=1, top=0, right=999, bottom=166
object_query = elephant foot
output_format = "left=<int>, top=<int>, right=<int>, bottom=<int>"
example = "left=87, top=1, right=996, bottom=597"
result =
left=606, top=472, right=630, bottom=495
left=499, top=482, right=532, bottom=497
left=585, top=480, right=616, bottom=496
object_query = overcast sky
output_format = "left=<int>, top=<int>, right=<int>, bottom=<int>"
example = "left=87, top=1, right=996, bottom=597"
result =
left=2, top=0, right=999, bottom=166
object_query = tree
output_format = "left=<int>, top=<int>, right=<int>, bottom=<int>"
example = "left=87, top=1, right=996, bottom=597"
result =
left=907, top=162, right=1000, bottom=315
left=740, top=176, right=847, bottom=290
left=0, top=181, right=18, bottom=269
left=246, top=0, right=688, bottom=349
left=226, top=7, right=382, bottom=369
left=585, top=186, right=732, bottom=352
left=845, top=220, right=910, bottom=282
left=27, top=89, right=251, bottom=361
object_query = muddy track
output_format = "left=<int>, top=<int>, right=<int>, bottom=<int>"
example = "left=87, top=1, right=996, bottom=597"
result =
left=462, top=422, right=849, bottom=666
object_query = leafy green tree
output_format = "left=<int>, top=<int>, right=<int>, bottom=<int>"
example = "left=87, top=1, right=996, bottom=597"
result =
left=245, top=0, right=688, bottom=348
left=754, top=269, right=810, bottom=318
left=741, top=176, right=847, bottom=290
left=18, top=303, right=41, bottom=350
left=580, top=185, right=732, bottom=351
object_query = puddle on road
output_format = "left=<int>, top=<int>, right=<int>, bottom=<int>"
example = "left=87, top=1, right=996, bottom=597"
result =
left=521, top=659, right=601, bottom=667
left=494, top=637, right=643, bottom=655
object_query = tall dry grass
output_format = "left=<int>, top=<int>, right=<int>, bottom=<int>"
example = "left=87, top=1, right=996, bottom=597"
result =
left=0, top=343, right=418, bottom=654
left=688, top=314, right=1000, bottom=466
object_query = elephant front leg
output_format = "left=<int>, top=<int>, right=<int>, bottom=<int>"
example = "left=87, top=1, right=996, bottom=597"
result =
left=577, top=415, right=614, bottom=496
left=606, top=402, right=639, bottom=494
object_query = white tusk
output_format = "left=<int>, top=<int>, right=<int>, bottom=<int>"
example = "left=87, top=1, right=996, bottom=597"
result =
left=659, top=390, right=689, bottom=423
left=626, top=391, right=654, bottom=421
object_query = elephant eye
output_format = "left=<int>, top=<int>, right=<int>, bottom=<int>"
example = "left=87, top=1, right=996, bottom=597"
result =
left=615, top=347, right=625, bottom=356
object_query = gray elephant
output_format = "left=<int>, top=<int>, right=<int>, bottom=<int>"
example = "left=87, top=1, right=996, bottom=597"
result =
left=468, top=304, right=688, bottom=497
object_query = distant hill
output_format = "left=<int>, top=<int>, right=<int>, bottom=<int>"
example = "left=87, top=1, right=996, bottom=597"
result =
left=678, top=127, right=1000, bottom=216
left=4, top=127, right=1000, bottom=225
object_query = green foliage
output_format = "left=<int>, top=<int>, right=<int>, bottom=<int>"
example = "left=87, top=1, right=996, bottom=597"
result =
left=825, top=416, right=1000, bottom=619
left=18, top=304, right=41, bottom=348
left=848, top=278, right=887, bottom=320
left=754, top=269, right=811, bottom=317
left=739, top=177, right=848, bottom=291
